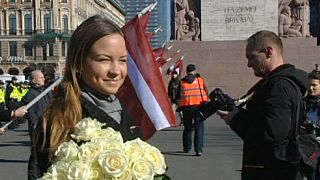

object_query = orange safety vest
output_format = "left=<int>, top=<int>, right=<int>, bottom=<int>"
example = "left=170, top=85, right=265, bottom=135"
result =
left=179, top=77, right=209, bottom=107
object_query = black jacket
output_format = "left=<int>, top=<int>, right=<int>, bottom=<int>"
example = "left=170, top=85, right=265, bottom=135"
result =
left=168, top=76, right=181, bottom=104
left=22, top=85, right=51, bottom=128
left=28, top=98, right=141, bottom=179
left=230, top=64, right=308, bottom=169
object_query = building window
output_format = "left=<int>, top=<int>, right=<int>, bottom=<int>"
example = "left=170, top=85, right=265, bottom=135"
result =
left=49, top=43, right=53, bottom=56
left=9, top=41, right=17, bottom=56
left=61, top=0, right=67, bottom=3
left=24, top=41, right=33, bottom=56
left=44, top=14, right=51, bottom=33
left=43, top=0, right=50, bottom=2
left=24, top=14, right=32, bottom=35
left=9, top=14, right=17, bottom=35
left=24, top=0, right=31, bottom=2
left=63, top=15, right=68, bottom=33
left=8, top=0, right=16, bottom=3
left=43, top=43, right=47, bottom=60
left=61, top=41, right=65, bottom=56
left=0, top=42, right=2, bottom=57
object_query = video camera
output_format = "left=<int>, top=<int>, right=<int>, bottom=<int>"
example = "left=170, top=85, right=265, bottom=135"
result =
left=197, top=88, right=235, bottom=119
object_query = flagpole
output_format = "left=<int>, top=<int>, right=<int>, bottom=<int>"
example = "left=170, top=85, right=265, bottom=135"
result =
left=138, top=1, right=158, bottom=17
left=1, top=76, right=64, bottom=129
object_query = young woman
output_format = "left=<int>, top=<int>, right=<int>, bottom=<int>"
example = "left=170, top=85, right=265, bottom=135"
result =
left=28, top=15, right=141, bottom=179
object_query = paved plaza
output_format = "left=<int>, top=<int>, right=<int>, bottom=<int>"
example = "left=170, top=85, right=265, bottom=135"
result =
left=0, top=114, right=243, bottom=180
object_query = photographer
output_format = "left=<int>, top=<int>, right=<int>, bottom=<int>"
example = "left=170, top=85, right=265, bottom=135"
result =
left=218, top=31, right=308, bottom=180
left=178, top=64, right=209, bottom=156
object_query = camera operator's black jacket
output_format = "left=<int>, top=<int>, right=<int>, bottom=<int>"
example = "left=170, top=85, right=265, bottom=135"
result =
left=230, top=64, right=308, bottom=170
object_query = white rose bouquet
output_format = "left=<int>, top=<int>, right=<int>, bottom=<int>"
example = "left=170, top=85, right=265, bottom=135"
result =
left=40, top=117, right=170, bottom=180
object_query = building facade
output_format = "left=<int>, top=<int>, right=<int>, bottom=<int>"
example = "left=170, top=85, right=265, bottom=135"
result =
left=0, top=0, right=125, bottom=79
left=120, top=0, right=171, bottom=47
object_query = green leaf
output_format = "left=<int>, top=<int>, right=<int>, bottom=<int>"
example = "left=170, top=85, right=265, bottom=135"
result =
left=154, top=174, right=172, bottom=180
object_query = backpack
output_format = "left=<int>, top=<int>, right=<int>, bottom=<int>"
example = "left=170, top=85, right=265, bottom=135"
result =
left=273, top=77, right=320, bottom=169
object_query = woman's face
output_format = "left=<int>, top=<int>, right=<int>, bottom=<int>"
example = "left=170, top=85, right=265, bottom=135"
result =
left=81, top=34, right=128, bottom=95
left=309, top=79, right=320, bottom=96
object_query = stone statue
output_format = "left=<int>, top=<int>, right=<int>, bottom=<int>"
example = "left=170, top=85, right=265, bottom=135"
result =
left=278, top=0, right=310, bottom=37
left=293, top=0, right=310, bottom=37
left=175, top=0, right=189, bottom=34
left=279, top=5, right=302, bottom=37
left=176, top=10, right=200, bottom=41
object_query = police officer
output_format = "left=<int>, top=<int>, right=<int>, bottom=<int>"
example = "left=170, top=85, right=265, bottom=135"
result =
left=0, top=81, right=5, bottom=109
left=5, top=77, right=21, bottom=129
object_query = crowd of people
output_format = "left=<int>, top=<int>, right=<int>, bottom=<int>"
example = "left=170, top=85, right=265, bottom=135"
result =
left=0, top=12, right=319, bottom=180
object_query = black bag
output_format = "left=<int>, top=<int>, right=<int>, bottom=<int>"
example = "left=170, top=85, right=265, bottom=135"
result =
left=275, top=77, right=320, bottom=170
left=298, top=134, right=320, bottom=170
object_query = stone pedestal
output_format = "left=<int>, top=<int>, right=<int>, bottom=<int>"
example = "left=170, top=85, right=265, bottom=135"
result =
left=201, top=0, right=278, bottom=41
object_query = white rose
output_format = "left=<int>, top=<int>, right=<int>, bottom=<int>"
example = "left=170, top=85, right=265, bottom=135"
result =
left=98, top=150, right=129, bottom=178
left=97, top=138, right=124, bottom=152
left=90, top=161, right=106, bottom=180
left=93, top=127, right=123, bottom=142
left=66, top=160, right=92, bottom=180
left=124, top=138, right=145, bottom=161
left=143, top=146, right=167, bottom=175
left=117, top=168, right=133, bottom=180
left=55, top=140, right=79, bottom=162
left=78, top=141, right=103, bottom=163
left=71, top=117, right=105, bottom=142
left=131, top=158, right=155, bottom=180
left=47, top=161, right=69, bottom=180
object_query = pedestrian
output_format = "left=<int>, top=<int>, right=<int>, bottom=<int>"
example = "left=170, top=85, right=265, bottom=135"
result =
left=168, top=70, right=182, bottom=124
left=218, top=30, right=308, bottom=180
left=22, top=70, right=51, bottom=136
left=0, top=106, right=28, bottom=135
left=299, top=68, right=320, bottom=180
left=28, top=15, right=142, bottom=179
left=178, top=64, right=209, bottom=156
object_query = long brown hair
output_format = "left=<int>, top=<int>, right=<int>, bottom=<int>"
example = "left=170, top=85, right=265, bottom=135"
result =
left=38, top=15, right=124, bottom=161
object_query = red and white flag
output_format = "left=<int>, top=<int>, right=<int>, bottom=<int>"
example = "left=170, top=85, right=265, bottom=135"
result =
left=117, top=7, right=178, bottom=140
left=166, top=57, right=184, bottom=76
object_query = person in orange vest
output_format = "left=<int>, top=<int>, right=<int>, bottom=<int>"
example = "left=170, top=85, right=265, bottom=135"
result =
left=178, top=64, right=209, bottom=156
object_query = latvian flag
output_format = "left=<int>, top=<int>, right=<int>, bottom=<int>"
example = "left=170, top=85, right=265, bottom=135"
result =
left=117, top=10, right=178, bottom=140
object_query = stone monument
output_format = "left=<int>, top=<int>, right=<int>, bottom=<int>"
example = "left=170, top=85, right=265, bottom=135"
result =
left=174, top=0, right=201, bottom=41
left=278, top=0, right=310, bottom=38
left=201, top=0, right=278, bottom=41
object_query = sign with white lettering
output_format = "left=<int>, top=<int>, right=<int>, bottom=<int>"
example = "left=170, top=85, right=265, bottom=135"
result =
left=201, top=0, right=278, bottom=41
left=0, top=56, right=25, bottom=63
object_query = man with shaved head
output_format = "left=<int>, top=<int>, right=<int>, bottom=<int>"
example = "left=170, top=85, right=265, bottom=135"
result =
left=218, top=31, right=308, bottom=179
left=22, top=70, right=51, bottom=135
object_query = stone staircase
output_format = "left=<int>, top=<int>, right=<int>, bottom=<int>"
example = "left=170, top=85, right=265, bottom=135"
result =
left=163, top=38, right=320, bottom=98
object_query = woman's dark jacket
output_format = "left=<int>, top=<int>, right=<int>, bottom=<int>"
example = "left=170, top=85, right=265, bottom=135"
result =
left=29, top=98, right=141, bottom=179
left=230, top=64, right=309, bottom=169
